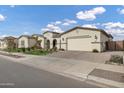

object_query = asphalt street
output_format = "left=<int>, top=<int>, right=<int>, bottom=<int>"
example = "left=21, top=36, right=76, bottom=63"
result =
left=0, top=56, right=99, bottom=88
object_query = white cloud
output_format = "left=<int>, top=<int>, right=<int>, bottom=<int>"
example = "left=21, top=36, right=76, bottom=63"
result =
left=41, top=24, right=63, bottom=33
left=41, top=19, right=77, bottom=33
left=23, top=31, right=30, bottom=35
left=102, top=22, right=124, bottom=39
left=82, top=24, right=97, bottom=28
left=51, top=21, right=62, bottom=25
left=0, top=34, right=7, bottom=39
left=76, top=7, right=106, bottom=21
left=62, top=23, right=70, bottom=26
left=62, top=19, right=77, bottom=26
left=118, top=8, right=124, bottom=14
left=0, top=14, right=6, bottom=22
left=105, top=29, right=124, bottom=35
left=54, top=21, right=62, bottom=25
left=102, top=22, right=124, bottom=29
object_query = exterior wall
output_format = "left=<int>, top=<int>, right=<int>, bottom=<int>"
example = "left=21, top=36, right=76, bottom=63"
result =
left=29, top=38, right=37, bottom=48
left=53, top=38, right=61, bottom=49
left=60, top=28, right=102, bottom=52
left=43, top=32, right=61, bottom=49
left=18, top=37, right=29, bottom=48
left=43, top=32, right=54, bottom=49
left=0, top=40, right=7, bottom=49
left=100, top=32, right=110, bottom=51
left=37, top=37, right=45, bottom=48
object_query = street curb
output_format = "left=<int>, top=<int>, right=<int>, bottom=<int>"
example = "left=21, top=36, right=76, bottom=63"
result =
left=88, top=75, right=124, bottom=88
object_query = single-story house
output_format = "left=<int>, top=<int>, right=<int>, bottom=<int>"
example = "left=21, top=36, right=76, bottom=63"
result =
left=42, top=26, right=113, bottom=52
left=18, top=34, right=46, bottom=49
left=0, top=36, right=17, bottom=50
left=0, top=39, right=7, bottom=49
left=18, top=35, right=37, bottom=48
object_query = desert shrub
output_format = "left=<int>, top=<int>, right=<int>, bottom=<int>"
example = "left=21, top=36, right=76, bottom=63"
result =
left=21, top=48, right=26, bottom=52
left=31, top=46, right=35, bottom=50
left=92, top=49, right=99, bottom=53
left=17, top=48, right=22, bottom=52
left=25, top=48, right=31, bottom=52
left=109, top=55, right=123, bottom=64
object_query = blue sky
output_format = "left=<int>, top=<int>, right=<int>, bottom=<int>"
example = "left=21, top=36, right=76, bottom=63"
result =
left=0, top=5, right=124, bottom=40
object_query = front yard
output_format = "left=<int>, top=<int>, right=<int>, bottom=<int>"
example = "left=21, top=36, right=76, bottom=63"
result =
left=3, top=48, right=52, bottom=56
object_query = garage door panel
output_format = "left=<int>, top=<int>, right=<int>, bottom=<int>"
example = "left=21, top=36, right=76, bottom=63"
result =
left=67, top=38, right=92, bottom=51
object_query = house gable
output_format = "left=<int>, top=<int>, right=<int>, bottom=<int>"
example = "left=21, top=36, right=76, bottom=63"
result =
left=60, top=26, right=111, bottom=38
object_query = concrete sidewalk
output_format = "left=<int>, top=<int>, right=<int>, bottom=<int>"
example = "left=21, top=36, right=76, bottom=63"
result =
left=0, top=51, right=124, bottom=87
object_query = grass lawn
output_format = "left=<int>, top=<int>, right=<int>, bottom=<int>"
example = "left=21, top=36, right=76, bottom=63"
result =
left=24, top=50, right=50, bottom=55
left=3, top=48, right=51, bottom=55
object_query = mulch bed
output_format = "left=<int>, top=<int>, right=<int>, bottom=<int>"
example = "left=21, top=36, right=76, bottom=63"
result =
left=0, top=52, right=24, bottom=58
left=89, top=69, right=124, bottom=83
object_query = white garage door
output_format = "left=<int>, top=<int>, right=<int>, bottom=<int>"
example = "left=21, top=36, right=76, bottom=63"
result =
left=67, top=38, right=92, bottom=51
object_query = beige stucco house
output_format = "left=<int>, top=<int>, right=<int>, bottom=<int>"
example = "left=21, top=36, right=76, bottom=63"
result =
left=0, top=39, right=7, bottom=49
left=42, top=26, right=113, bottom=52
left=18, top=34, right=45, bottom=49
left=18, top=35, right=37, bottom=48
left=0, top=36, right=17, bottom=50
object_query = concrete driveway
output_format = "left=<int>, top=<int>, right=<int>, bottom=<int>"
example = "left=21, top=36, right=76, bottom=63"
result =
left=47, top=51, right=124, bottom=63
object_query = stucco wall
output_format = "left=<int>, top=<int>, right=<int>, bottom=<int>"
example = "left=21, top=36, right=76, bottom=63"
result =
left=37, top=37, right=45, bottom=48
left=18, top=37, right=29, bottom=48
left=43, top=32, right=61, bottom=49
left=0, top=40, right=7, bottom=49
left=60, top=28, right=101, bottom=51
left=43, top=32, right=54, bottom=48
left=29, top=38, right=37, bottom=48
left=100, top=32, right=110, bottom=51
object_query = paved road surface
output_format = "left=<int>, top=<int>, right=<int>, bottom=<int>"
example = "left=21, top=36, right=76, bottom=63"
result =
left=0, top=56, right=99, bottom=88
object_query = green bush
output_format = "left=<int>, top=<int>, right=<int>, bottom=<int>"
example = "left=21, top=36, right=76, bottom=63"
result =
left=92, top=49, right=99, bottom=53
left=25, top=49, right=49, bottom=55
left=20, top=48, right=25, bottom=52
left=109, top=55, right=123, bottom=64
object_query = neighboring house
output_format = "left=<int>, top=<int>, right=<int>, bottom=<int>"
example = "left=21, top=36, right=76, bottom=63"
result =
left=32, top=34, right=45, bottom=49
left=0, top=39, right=7, bottom=49
left=42, top=26, right=113, bottom=52
left=0, top=36, right=17, bottom=50
left=18, top=35, right=37, bottom=48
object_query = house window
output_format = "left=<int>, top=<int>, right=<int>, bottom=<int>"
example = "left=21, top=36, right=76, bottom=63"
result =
left=21, top=40, right=25, bottom=47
